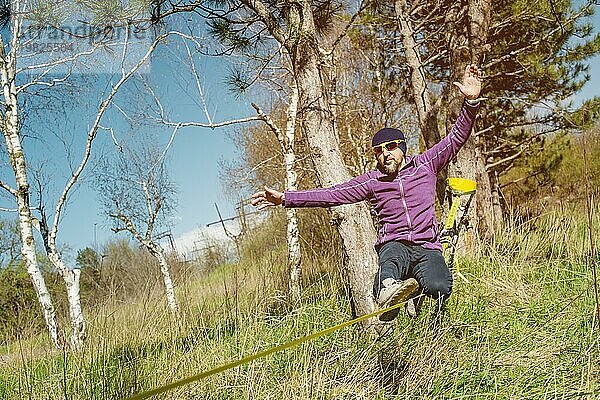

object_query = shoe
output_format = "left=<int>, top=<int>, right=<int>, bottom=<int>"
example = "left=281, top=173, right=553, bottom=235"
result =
left=405, top=295, right=423, bottom=319
left=377, top=278, right=419, bottom=322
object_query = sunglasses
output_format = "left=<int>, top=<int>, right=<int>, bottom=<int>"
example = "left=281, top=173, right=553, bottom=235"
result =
left=373, top=139, right=404, bottom=156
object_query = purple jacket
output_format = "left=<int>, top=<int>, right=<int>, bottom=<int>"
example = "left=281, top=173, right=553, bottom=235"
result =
left=284, top=101, right=480, bottom=251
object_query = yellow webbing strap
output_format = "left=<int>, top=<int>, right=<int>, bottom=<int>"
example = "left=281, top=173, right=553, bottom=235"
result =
left=444, top=196, right=461, bottom=232
left=126, top=301, right=409, bottom=400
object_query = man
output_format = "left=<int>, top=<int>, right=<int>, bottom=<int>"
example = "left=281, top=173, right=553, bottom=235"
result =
left=251, top=64, right=481, bottom=321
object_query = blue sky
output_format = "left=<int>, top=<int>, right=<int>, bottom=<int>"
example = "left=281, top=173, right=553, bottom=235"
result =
left=1, top=5, right=599, bottom=263
left=50, top=44, right=260, bottom=256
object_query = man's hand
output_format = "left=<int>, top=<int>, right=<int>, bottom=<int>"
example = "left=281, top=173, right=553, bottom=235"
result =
left=251, top=186, right=284, bottom=209
left=453, top=64, right=482, bottom=100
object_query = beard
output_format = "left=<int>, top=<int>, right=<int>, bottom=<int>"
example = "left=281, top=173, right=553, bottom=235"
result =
left=382, top=158, right=400, bottom=175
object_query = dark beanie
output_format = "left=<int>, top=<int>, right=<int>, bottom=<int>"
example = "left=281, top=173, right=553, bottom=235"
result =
left=371, top=128, right=407, bottom=154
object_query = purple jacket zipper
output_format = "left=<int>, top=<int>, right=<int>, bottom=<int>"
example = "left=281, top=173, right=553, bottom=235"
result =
left=397, top=178, right=413, bottom=242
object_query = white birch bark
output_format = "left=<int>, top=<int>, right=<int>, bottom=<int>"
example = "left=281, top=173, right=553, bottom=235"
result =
left=147, top=242, right=178, bottom=311
left=284, top=82, right=302, bottom=303
left=0, top=6, right=59, bottom=346
left=110, top=177, right=179, bottom=312
left=252, top=79, right=302, bottom=302
left=36, top=218, right=87, bottom=349
left=14, top=198, right=59, bottom=346
left=49, top=252, right=85, bottom=348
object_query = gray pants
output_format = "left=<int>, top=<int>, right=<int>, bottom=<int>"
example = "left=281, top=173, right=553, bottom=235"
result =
left=373, top=241, right=453, bottom=302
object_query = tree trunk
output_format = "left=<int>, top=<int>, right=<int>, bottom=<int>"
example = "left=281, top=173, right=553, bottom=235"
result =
left=1, top=36, right=59, bottom=346
left=286, top=207, right=302, bottom=302
left=290, top=0, right=378, bottom=321
left=489, top=169, right=504, bottom=233
left=284, top=82, right=302, bottom=303
left=48, top=252, right=86, bottom=349
left=5, top=141, right=60, bottom=347
left=17, top=204, right=59, bottom=346
left=445, top=0, right=497, bottom=241
left=148, top=243, right=178, bottom=311
left=36, top=211, right=87, bottom=349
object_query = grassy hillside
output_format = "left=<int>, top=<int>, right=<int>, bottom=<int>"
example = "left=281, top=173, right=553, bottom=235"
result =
left=1, top=204, right=598, bottom=399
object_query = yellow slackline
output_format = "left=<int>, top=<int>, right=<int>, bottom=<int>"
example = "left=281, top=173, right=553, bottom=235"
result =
left=126, top=300, right=409, bottom=400
left=443, top=197, right=462, bottom=234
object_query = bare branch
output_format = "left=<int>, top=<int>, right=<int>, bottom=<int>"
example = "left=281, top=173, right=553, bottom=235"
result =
left=16, top=46, right=99, bottom=75
left=148, top=124, right=181, bottom=176
left=0, top=179, right=17, bottom=196
left=328, top=0, right=371, bottom=53
left=251, top=102, right=285, bottom=153
left=184, top=39, right=213, bottom=125
left=48, top=31, right=173, bottom=246
left=159, top=115, right=264, bottom=129
left=18, top=72, right=72, bottom=94
left=485, top=150, right=524, bottom=171
left=110, top=210, right=145, bottom=243
left=141, top=180, right=156, bottom=242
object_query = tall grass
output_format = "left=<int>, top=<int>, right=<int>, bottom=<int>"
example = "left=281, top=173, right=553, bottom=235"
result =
left=1, top=204, right=598, bottom=399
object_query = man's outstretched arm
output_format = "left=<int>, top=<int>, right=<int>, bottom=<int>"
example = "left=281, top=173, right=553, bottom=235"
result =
left=251, top=173, right=374, bottom=209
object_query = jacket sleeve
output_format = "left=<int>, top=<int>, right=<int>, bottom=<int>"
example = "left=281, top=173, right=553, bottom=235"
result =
left=284, top=172, right=374, bottom=208
left=417, top=101, right=480, bottom=173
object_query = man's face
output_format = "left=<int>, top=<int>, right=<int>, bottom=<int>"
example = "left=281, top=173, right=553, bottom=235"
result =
left=374, top=141, right=405, bottom=175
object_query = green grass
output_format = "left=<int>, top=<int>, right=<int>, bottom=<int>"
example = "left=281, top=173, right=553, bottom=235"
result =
left=1, top=204, right=599, bottom=399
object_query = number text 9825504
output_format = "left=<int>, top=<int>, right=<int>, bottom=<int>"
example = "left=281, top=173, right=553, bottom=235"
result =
left=20, top=42, right=75, bottom=53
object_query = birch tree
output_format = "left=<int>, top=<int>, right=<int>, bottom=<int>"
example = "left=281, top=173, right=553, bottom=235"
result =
left=96, top=141, right=179, bottom=311
left=251, top=79, right=302, bottom=302
left=0, top=0, right=60, bottom=346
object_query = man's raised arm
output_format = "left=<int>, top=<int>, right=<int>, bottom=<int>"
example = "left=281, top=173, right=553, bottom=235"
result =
left=419, top=64, right=482, bottom=173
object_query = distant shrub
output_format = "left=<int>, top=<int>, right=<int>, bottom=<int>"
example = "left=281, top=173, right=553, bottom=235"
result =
left=0, top=259, right=67, bottom=344
left=0, top=238, right=193, bottom=344
left=79, top=238, right=193, bottom=307
left=502, top=126, right=600, bottom=215
left=0, top=266, right=42, bottom=341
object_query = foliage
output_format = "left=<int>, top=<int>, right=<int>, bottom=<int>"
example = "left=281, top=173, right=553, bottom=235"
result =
left=0, top=257, right=65, bottom=344
left=221, top=107, right=345, bottom=264
left=0, top=0, right=10, bottom=29
left=0, top=266, right=45, bottom=342
left=0, top=239, right=191, bottom=344
left=78, top=239, right=191, bottom=306
left=475, top=0, right=600, bottom=184
left=502, top=123, right=600, bottom=214
left=75, top=247, right=101, bottom=270
left=0, top=218, right=20, bottom=268
left=353, top=0, right=600, bottom=215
